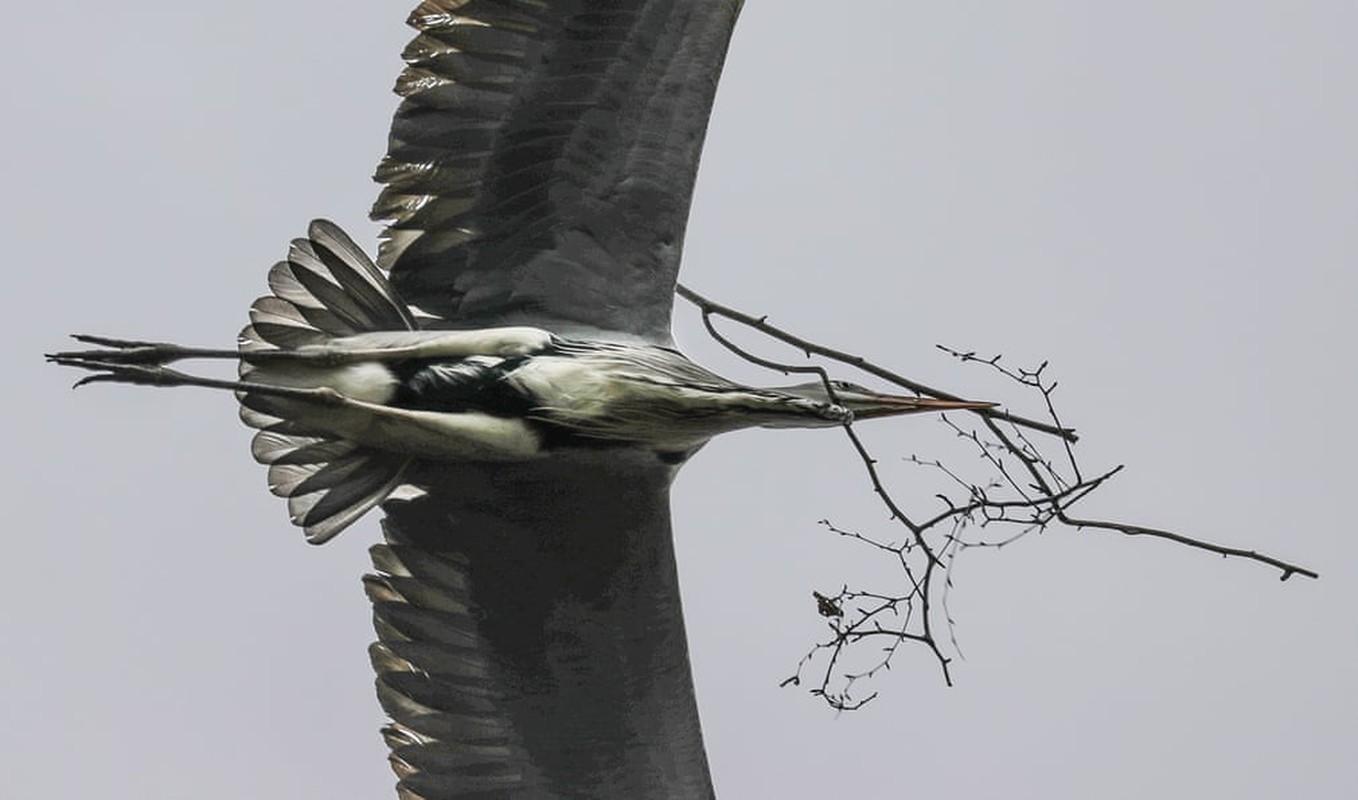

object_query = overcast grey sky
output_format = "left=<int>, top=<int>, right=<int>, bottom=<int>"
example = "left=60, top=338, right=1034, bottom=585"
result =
left=4, top=2, right=1355, bottom=798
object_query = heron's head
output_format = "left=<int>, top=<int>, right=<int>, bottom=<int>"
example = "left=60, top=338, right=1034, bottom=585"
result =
left=770, top=379, right=995, bottom=426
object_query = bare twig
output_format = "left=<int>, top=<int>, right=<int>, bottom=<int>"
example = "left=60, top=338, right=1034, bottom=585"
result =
left=677, top=284, right=1077, bottom=442
left=676, top=283, right=1318, bottom=711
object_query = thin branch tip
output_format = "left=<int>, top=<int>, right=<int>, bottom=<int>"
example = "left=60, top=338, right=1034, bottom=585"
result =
left=678, top=282, right=1318, bottom=710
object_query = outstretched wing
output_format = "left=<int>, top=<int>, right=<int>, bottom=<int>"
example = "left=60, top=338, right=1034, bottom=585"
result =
left=369, top=454, right=712, bottom=798
left=372, top=0, right=744, bottom=342
left=364, top=3, right=744, bottom=797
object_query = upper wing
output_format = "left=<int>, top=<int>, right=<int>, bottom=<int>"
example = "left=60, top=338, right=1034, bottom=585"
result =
left=372, top=0, right=745, bottom=343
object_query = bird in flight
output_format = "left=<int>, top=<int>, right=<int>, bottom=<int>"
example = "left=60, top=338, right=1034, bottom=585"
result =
left=52, top=228, right=986, bottom=543
left=50, top=2, right=989, bottom=797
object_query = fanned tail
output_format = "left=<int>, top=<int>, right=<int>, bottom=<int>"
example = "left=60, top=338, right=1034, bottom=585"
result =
left=238, top=220, right=418, bottom=543
left=248, top=424, right=413, bottom=544
left=239, top=218, right=415, bottom=360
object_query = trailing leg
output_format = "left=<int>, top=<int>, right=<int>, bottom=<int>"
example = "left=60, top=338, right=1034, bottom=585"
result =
left=47, top=351, right=346, bottom=405
left=49, top=334, right=239, bottom=365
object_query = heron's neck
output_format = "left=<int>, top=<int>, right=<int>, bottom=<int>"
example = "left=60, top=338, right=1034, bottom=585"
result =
left=504, top=351, right=843, bottom=450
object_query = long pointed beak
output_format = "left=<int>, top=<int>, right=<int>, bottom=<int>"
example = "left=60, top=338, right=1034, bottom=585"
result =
left=842, top=393, right=996, bottom=420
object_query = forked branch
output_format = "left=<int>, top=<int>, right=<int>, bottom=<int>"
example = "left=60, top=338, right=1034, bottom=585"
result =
left=676, top=283, right=1317, bottom=711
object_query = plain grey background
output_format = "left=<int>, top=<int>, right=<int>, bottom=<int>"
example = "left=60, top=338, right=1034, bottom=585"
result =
left=4, top=2, right=1354, bottom=798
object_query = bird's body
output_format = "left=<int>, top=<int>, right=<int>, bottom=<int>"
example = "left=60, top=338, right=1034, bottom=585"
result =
left=47, top=2, right=990, bottom=796
left=54, top=221, right=986, bottom=541
left=246, top=335, right=854, bottom=461
left=258, top=335, right=851, bottom=456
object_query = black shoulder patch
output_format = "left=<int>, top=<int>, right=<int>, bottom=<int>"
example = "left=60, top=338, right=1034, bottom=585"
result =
left=391, top=357, right=534, bottom=416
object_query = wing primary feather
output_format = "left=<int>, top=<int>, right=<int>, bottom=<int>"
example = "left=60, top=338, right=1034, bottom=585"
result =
left=366, top=529, right=545, bottom=795
left=371, top=1, right=744, bottom=343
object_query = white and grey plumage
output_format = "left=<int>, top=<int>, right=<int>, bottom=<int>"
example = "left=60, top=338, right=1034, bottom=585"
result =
left=49, top=2, right=988, bottom=798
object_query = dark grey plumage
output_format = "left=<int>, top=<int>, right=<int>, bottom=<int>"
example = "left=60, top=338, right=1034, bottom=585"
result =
left=371, top=451, right=712, bottom=799
left=374, top=0, right=745, bottom=342
left=48, top=3, right=981, bottom=798
left=362, top=3, right=744, bottom=797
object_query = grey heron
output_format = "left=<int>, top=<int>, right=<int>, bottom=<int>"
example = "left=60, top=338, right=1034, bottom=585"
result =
left=49, top=2, right=988, bottom=797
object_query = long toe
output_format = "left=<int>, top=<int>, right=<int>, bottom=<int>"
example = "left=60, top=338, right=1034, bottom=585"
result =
left=49, top=356, right=188, bottom=388
left=71, top=334, right=176, bottom=349
left=48, top=340, right=188, bottom=366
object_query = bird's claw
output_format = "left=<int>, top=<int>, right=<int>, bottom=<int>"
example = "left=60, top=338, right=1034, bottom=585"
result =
left=47, top=354, right=188, bottom=389
left=70, top=334, right=169, bottom=349
left=70, top=372, right=129, bottom=389
left=47, top=335, right=189, bottom=366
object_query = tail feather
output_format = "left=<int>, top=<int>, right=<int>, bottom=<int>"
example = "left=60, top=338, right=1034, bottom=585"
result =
left=236, top=220, right=419, bottom=543
left=239, top=403, right=331, bottom=438
left=241, top=220, right=415, bottom=356
left=286, top=457, right=410, bottom=544
left=254, top=434, right=411, bottom=545
left=250, top=429, right=354, bottom=465
left=287, top=240, right=387, bottom=334
left=237, top=324, right=274, bottom=356
left=282, top=222, right=414, bottom=334
left=277, top=451, right=384, bottom=497
left=302, top=220, right=415, bottom=331
left=246, top=295, right=331, bottom=350
left=262, top=260, right=358, bottom=336
left=262, top=257, right=320, bottom=308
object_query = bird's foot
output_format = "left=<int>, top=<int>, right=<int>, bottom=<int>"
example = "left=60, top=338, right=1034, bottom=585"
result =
left=48, top=350, right=349, bottom=405
left=47, top=334, right=200, bottom=366
left=45, top=354, right=201, bottom=389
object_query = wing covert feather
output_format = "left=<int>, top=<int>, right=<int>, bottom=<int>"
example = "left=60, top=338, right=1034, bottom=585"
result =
left=371, top=452, right=713, bottom=798
left=373, top=0, right=745, bottom=341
